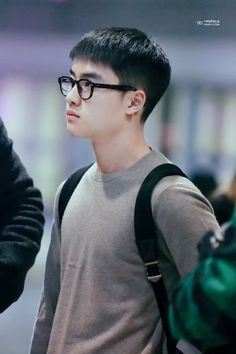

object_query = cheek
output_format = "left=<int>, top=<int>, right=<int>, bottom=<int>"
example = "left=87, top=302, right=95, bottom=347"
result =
left=100, top=96, right=124, bottom=118
left=83, top=93, right=125, bottom=128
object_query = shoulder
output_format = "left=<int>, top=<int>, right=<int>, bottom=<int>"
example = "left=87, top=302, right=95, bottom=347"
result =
left=137, top=152, right=215, bottom=218
left=152, top=174, right=213, bottom=213
left=54, top=164, right=93, bottom=224
left=151, top=173, right=220, bottom=249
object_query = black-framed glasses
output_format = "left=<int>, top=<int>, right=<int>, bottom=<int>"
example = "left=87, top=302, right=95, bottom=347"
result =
left=58, top=76, right=137, bottom=100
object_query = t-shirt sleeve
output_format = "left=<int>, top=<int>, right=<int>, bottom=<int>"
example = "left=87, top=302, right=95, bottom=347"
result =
left=152, top=177, right=220, bottom=278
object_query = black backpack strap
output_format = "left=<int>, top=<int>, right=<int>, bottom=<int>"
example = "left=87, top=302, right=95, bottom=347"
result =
left=58, top=164, right=93, bottom=225
left=134, top=163, right=187, bottom=354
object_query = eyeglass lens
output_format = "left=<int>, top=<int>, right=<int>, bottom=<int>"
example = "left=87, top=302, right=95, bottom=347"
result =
left=60, top=78, right=92, bottom=99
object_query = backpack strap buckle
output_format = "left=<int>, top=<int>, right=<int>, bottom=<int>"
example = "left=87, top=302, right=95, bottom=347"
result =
left=145, top=260, right=162, bottom=283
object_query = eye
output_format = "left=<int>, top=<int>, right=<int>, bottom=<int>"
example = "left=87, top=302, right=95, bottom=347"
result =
left=83, top=80, right=91, bottom=87
left=69, top=77, right=75, bottom=86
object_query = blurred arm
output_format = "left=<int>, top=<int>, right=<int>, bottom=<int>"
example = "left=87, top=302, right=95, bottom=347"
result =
left=168, top=224, right=236, bottom=350
left=0, top=118, right=45, bottom=312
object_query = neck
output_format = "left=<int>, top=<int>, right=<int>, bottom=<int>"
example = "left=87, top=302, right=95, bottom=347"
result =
left=92, top=129, right=151, bottom=174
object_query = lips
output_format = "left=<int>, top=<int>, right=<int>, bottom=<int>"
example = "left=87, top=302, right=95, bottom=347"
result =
left=66, top=110, right=80, bottom=118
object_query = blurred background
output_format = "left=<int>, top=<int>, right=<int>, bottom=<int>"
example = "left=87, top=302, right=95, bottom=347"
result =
left=0, top=0, right=236, bottom=353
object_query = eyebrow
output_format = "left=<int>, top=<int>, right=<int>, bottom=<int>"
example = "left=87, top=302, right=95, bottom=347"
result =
left=69, top=69, right=103, bottom=81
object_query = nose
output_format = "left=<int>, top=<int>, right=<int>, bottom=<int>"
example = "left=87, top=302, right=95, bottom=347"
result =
left=65, top=85, right=82, bottom=106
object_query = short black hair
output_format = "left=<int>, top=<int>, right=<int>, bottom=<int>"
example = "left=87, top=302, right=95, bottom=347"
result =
left=70, top=27, right=171, bottom=123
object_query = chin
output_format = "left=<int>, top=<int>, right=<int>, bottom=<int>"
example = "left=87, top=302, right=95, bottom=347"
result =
left=66, top=124, right=90, bottom=139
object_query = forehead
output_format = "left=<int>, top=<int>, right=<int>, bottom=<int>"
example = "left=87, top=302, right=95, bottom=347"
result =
left=70, top=60, right=119, bottom=83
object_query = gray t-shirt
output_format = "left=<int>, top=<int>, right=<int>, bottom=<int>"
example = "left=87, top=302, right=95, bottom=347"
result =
left=30, top=150, right=219, bottom=354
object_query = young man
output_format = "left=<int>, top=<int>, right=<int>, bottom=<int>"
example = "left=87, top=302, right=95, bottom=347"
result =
left=30, top=27, right=220, bottom=354
left=0, top=117, right=44, bottom=313
left=169, top=208, right=236, bottom=353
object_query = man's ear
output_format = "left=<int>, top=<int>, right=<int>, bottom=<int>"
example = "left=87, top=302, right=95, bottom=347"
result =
left=126, top=90, right=146, bottom=116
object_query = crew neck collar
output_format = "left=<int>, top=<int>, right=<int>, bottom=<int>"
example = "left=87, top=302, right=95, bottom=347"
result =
left=91, top=150, right=156, bottom=182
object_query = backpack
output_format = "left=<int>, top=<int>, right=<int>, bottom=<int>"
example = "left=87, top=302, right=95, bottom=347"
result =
left=58, top=163, right=187, bottom=354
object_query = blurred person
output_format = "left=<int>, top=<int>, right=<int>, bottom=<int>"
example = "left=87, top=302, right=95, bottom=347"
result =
left=30, top=27, right=220, bottom=354
left=168, top=207, right=236, bottom=353
left=0, top=117, right=44, bottom=313
left=190, top=170, right=218, bottom=200
left=211, top=173, right=236, bottom=226
left=190, top=169, right=236, bottom=226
